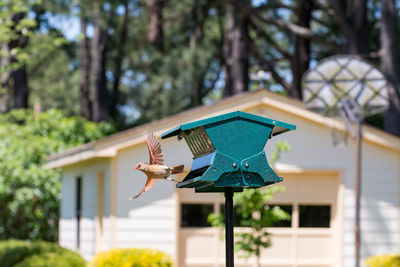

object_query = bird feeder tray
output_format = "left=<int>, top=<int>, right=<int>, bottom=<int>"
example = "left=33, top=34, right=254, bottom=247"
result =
left=162, top=111, right=296, bottom=192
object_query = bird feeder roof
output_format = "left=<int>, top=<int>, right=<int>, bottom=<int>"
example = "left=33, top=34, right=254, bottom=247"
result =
left=161, top=111, right=296, bottom=139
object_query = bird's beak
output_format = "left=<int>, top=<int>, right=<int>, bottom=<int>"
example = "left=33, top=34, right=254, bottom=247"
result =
left=134, top=166, right=139, bottom=170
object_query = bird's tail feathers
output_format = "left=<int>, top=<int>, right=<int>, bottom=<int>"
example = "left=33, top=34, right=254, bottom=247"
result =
left=171, top=164, right=184, bottom=174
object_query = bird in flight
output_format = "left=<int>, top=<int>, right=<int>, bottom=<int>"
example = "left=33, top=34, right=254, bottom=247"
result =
left=130, top=130, right=184, bottom=199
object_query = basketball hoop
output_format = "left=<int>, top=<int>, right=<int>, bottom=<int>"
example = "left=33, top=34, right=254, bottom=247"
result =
left=302, top=55, right=389, bottom=267
left=303, top=56, right=388, bottom=119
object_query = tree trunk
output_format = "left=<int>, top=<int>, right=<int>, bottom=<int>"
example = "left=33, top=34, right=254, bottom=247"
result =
left=111, top=0, right=129, bottom=118
left=0, top=43, right=10, bottom=113
left=328, top=0, right=367, bottom=55
left=79, top=14, right=91, bottom=120
left=147, top=0, right=164, bottom=51
left=291, top=0, right=313, bottom=100
left=92, top=1, right=109, bottom=122
left=190, top=0, right=205, bottom=107
left=348, top=0, right=367, bottom=54
left=9, top=13, right=29, bottom=109
left=11, top=67, right=28, bottom=109
left=223, top=5, right=249, bottom=97
left=381, top=0, right=400, bottom=137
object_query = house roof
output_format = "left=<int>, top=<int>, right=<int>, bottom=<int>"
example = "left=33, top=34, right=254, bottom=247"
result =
left=46, top=89, right=400, bottom=169
left=161, top=110, right=296, bottom=139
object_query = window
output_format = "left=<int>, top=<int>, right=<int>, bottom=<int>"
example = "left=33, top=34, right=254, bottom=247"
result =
left=299, top=205, right=331, bottom=228
left=181, top=204, right=213, bottom=227
left=220, top=204, right=292, bottom=227
left=269, top=205, right=292, bottom=227
left=180, top=203, right=331, bottom=229
left=220, top=204, right=244, bottom=227
left=76, top=177, right=82, bottom=249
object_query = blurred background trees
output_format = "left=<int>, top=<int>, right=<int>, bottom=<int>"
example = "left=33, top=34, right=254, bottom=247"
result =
left=0, top=0, right=398, bottom=135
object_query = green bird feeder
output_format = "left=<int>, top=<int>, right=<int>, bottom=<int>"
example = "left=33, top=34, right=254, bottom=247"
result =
left=162, top=111, right=296, bottom=192
left=162, top=111, right=296, bottom=267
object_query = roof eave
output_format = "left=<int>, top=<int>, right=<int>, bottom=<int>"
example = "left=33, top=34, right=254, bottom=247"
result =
left=45, top=148, right=116, bottom=169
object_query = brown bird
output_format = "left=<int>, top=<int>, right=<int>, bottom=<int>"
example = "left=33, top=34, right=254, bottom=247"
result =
left=130, top=130, right=184, bottom=199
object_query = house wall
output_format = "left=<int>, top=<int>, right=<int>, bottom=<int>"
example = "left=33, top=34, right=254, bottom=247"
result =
left=59, top=159, right=110, bottom=260
left=58, top=99, right=400, bottom=266
left=248, top=105, right=400, bottom=267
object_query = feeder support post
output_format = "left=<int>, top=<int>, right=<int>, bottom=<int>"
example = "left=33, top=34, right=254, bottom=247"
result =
left=225, top=187, right=234, bottom=267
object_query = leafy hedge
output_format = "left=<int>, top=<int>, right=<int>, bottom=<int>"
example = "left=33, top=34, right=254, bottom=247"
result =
left=0, top=240, right=86, bottom=267
left=0, top=109, right=114, bottom=241
left=90, top=248, right=173, bottom=267
left=365, top=254, right=400, bottom=267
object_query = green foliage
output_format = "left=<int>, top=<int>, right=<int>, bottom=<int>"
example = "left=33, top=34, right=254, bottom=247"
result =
left=208, top=141, right=291, bottom=260
left=208, top=186, right=290, bottom=259
left=0, top=109, right=114, bottom=241
left=27, top=32, right=74, bottom=112
left=90, top=248, right=173, bottom=267
left=269, top=141, right=292, bottom=167
left=233, top=186, right=290, bottom=258
left=0, top=0, right=37, bottom=45
left=0, top=240, right=86, bottom=267
left=364, top=254, right=400, bottom=267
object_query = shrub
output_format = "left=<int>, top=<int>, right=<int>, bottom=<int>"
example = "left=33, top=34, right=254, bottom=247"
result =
left=365, top=254, right=400, bottom=267
left=90, top=248, right=173, bottom=267
left=0, top=240, right=86, bottom=267
left=0, top=109, right=114, bottom=241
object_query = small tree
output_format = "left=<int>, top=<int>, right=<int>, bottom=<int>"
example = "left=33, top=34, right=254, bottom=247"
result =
left=0, top=109, right=114, bottom=241
left=208, top=141, right=291, bottom=266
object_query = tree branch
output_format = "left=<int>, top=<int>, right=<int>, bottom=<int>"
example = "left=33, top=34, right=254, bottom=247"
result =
left=243, top=31, right=291, bottom=91
left=202, top=62, right=222, bottom=97
left=254, top=2, right=294, bottom=11
left=311, top=14, right=330, bottom=29
left=219, top=0, right=341, bottom=53
left=311, top=0, right=335, bottom=16
left=248, top=18, right=292, bottom=60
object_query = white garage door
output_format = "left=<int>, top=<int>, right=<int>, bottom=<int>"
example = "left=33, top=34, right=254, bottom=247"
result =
left=177, top=171, right=341, bottom=267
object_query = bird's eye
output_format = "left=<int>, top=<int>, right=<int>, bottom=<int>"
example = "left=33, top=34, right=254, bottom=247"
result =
left=138, top=164, right=141, bottom=168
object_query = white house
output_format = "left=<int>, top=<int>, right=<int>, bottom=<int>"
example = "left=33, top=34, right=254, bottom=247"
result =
left=46, top=90, right=400, bottom=267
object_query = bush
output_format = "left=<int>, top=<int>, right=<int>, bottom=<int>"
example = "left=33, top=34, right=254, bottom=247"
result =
left=90, top=248, right=173, bottom=267
left=365, top=254, right=400, bottom=267
left=0, top=109, right=114, bottom=241
left=0, top=240, right=86, bottom=267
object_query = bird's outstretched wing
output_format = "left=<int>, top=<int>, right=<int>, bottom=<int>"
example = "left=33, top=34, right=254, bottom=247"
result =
left=130, top=130, right=163, bottom=199
left=144, top=130, right=164, bottom=165
left=130, top=177, right=157, bottom=199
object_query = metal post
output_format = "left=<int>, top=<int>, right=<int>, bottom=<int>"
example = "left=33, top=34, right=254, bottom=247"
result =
left=225, top=187, right=234, bottom=267
left=355, top=117, right=362, bottom=267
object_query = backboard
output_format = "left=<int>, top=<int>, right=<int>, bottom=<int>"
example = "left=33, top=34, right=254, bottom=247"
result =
left=302, top=55, right=388, bottom=118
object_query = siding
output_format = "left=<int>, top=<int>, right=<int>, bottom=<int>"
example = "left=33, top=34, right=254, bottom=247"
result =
left=59, top=160, right=110, bottom=260
left=59, top=173, right=77, bottom=250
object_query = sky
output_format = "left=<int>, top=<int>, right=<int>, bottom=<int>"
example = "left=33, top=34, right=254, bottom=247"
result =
left=45, top=12, right=89, bottom=41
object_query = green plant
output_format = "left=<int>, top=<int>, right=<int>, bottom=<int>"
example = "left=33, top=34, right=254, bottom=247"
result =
left=90, top=248, right=173, bottom=267
left=0, top=109, right=114, bottom=241
left=365, top=254, right=400, bottom=267
left=0, top=240, right=86, bottom=267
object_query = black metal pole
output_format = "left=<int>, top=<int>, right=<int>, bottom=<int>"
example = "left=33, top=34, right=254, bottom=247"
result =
left=355, top=117, right=362, bottom=267
left=225, top=187, right=234, bottom=267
